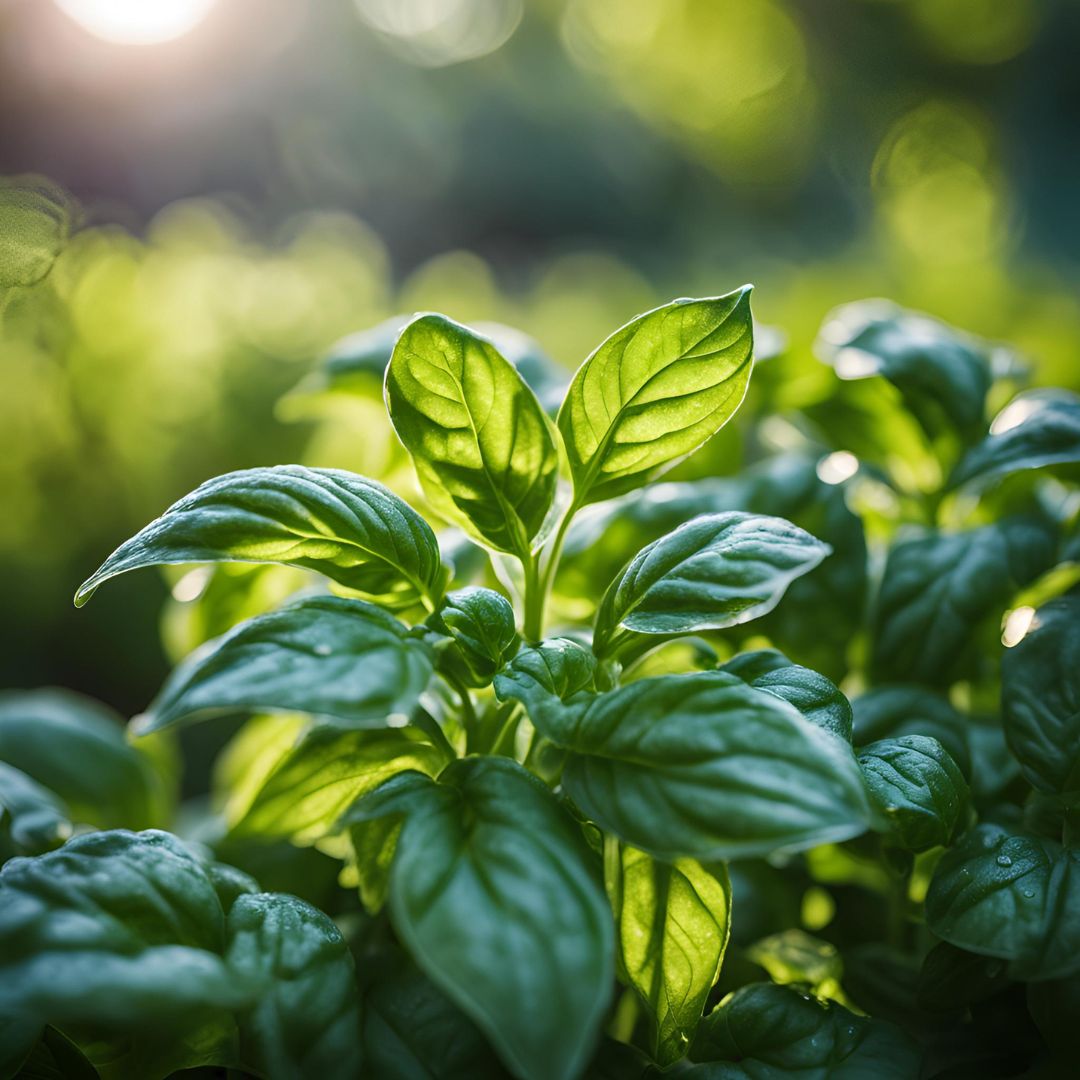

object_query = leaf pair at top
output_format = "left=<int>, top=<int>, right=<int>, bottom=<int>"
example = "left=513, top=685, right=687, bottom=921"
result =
left=384, top=289, right=754, bottom=559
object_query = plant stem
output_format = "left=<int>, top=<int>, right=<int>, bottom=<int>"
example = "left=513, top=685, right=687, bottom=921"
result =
left=445, top=672, right=480, bottom=751
left=522, top=499, right=579, bottom=642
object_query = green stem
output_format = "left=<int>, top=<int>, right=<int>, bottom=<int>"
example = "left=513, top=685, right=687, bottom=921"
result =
left=522, top=499, right=579, bottom=642
left=444, top=672, right=480, bottom=751
left=411, top=708, right=457, bottom=765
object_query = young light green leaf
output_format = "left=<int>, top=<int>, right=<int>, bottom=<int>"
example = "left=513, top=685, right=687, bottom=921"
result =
left=517, top=671, right=873, bottom=861
left=816, top=299, right=992, bottom=442
left=76, top=466, right=448, bottom=610
left=852, top=686, right=972, bottom=777
left=925, top=823, right=1080, bottom=981
left=857, top=735, right=969, bottom=852
left=0, top=830, right=253, bottom=1023
left=950, top=390, right=1080, bottom=489
left=385, top=314, right=560, bottom=558
left=720, top=649, right=852, bottom=743
left=0, top=175, right=73, bottom=290
left=593, top=512, right=829, bottom=653
left=226, top=893, right=364, bottom=1080
left=0, top=763, right=70, bottom=856
left=744, top=930, right=844, bottom=998
left=871, top=516, right=1058, bottom=686
left=0, top=689, right=168, bottom=829
left=341, top=757, right=613, bottom=1080
left=557, top=289, right=754, bottom=506
left=1001, top=593, right=1080, bottom=795
left=606, top=842, right=731, bottom=1066
left=688, top=982, right=920, bottom=1077
left=230, top=725, right=445, bottom=845
left=136, top=596, right=434, bottom=734
left=427, top=586, right=519, bottom=687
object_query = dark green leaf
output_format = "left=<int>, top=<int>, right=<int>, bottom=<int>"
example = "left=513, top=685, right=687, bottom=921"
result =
left=341, top=757, right=612, bottom=1080
left=362, top=949, right=508, bottom=1079
left=917, top=941, right=1011, bottom=1012
left=0, top=689, right=167, bottom=830
left=925, top=823, right=1080, bottom=981
left=231, top=725, right=445, bottom=844
left=871, top=516, right=1058, bottom=686
left=857, top=736, right=969, bottom=851
left=492, top=638, right=597, bottom=734
left=428, top=587, right=519, bottom=687
left=76, top=466, right=447, bottom=610
left=136, top=596, right=434, bottom=734
left=593, top=513, right=829, bottom=652
left=9, top=1026, right=100, bottom=1080
left=512, top=671, right=873, bottom=861
left=951, top=390, right=1080, bottom=489
left=606, top=842, right=730, bottom=1065
left=385, top=314, right=560, bottom=558
left=851, top=686, right=971, bottom=777
left=0, top=763, right=69, bottom=857
left=557, top=289, right=754, bottom=506
left=226, top=892, right=363, bottom=1080
left=1001, top=593, right=1080, bottom=796
left=816, top=299, right=992, bottom=442
left=721, top=650, right=852, bottom=743
left=0, top=830, right=252, bottom=1024
left=688, top=982, right=920, bottom=1077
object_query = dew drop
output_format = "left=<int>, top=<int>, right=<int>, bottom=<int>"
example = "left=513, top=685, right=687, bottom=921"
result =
left=1022, top=888, right=1035, bottom=899
left=314, top=644, right=332, bottom=656
left=996, top=855, right=1013, bottom=868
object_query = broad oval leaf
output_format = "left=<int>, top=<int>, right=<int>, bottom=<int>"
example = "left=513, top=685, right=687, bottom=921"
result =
left=0, top=762, right=70, bottom=857
left=428, top=586, right=519, bottom=687
left=76, top=466, right=447, bottom=610
left=951, top=389, right=1080, bottom=489
left=226, top=892, right=364, bottom=1080
left=230, top=725, right=446, bottom=845
left=1001, top=593, right=1080, bottom=795
left=721, top=650, right=852, bottom=743
left=852, top=686, right=971, bottom=777
left=0, top=688, right=167, bottom=829
left=557, top=289, right=754, bottom=506
left=492, top=638, right=598, bottom=735
left=606, top=842, right=731, bottom=1066
left=593, top=512, right=829, bottom=653
left=519, top=671, right=873, bottom=861
left=856, top=735, right=969, bottom=852
left=385, top=314, right=560, bottom=558
left=871, top=516, right=1058, bottom=686
left=925, top=823, right=1080, bottom=981
left=341, top=757, right=613, bottom=1080
left=816, top=299, right=992, bottom=442
left=0, top=830, right=251, bottom=1023
left=688, top=982, right=920, bottom=1077
left=136, top=596, right=434, bottom=734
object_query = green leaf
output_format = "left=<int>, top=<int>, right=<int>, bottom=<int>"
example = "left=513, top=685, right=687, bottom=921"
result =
left=916, top=941, right=1012, bottom=1011
left=0, top=830, right=252, bottom=1024
left=851, top=686, right=971, bottom=777
left=744, top=929, right=844, bottom=998
left=136, top=596, right=434, bottom=734
left=871, top=516, right=1058, bottom=686
left=950, top=390, right=1080, bottom=489
left=76, top=466, right=447, bottom=610
left=557, top=289, right=754, bottom=506
left=428, top=587, right=519, bottom=687
left=0, top=689, right=167, bottom=830
left=492, top=638, right=597, bottom=734
left=226, top=892, right=363, bottom=1080
left=1001, top=593, right=1080, bottom=796
left=508, top=671, right=873, bottom=861
left=0, top=763, right=70, bottom=857
left=341, top=757, right=613, bottom=1080
left=605, top=842, right=731, bottom=1066
left=593, top=513, right=829, bottom=653
left=856, top=736, right=969, bottom=852
left=8, top=1026, right=100, bottom=1080
left=385, top=314, right=560, bottom=558
left=0, top=175, right=73, bottom=290
left=816, top=299, right=992, bottom=442
left=231, top=725, right=445, bottom=845
left=362, top=948, right=508, bottom=1079
left=688, top=982, right=921, bottom=1077
left=720, top=650, right=852, bottom=743
left=925, top=823, right=1080, bottom=981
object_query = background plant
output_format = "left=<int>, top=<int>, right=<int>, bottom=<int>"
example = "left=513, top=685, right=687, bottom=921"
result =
left=2, top=281, right=1079, bottom=1077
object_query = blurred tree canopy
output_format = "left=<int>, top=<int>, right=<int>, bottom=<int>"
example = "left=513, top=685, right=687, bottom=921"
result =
left=0, top=0, right=1078, bottom=711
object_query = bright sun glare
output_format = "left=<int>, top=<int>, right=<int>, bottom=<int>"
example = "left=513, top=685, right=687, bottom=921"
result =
left=54, top=0, right=216, bottom=45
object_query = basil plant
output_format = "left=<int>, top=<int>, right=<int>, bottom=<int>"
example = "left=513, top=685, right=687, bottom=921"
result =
left=2, top=287, right=1079, bottom=1079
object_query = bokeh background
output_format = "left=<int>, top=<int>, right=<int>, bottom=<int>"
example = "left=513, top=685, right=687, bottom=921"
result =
left=1, top=0, right=1078, bottom=716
